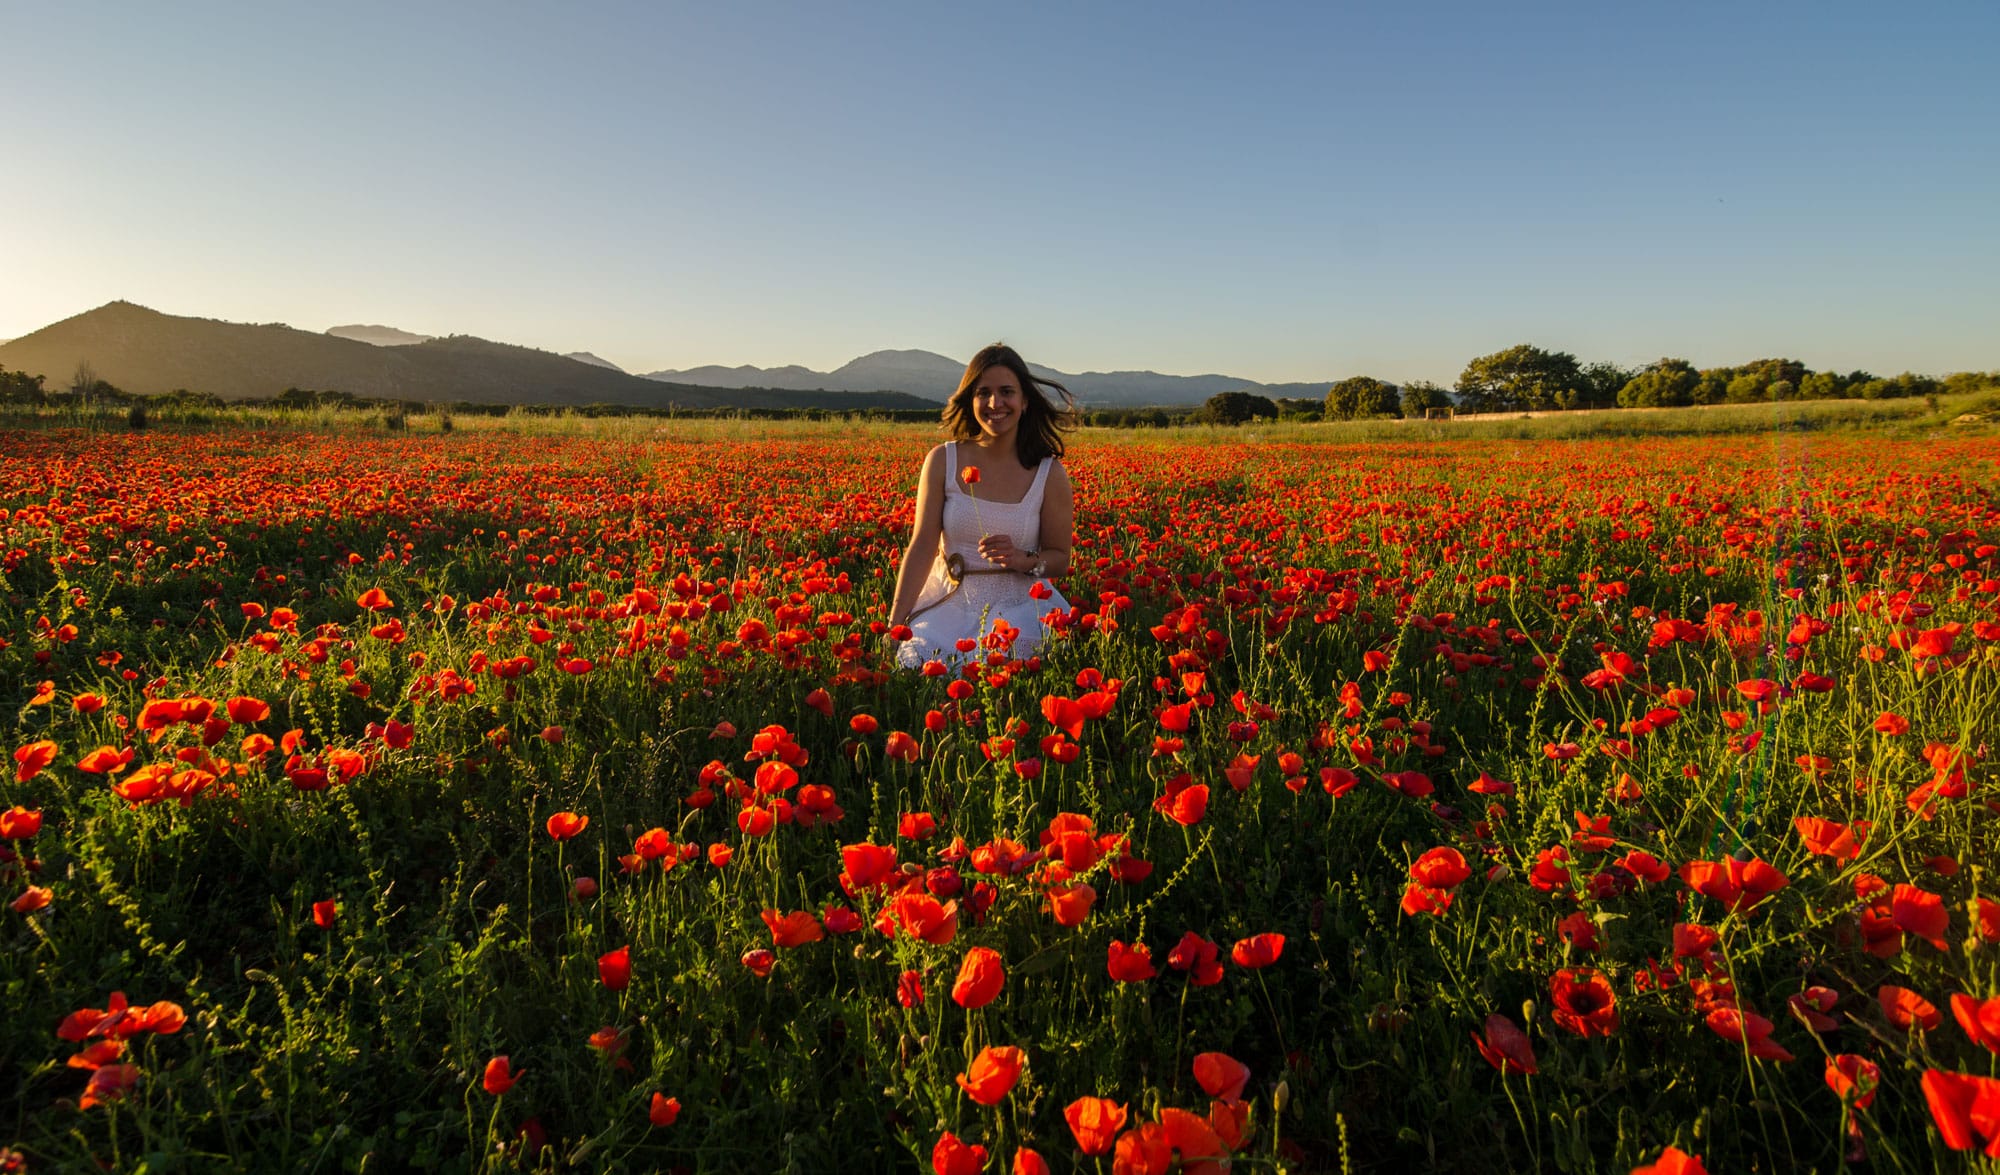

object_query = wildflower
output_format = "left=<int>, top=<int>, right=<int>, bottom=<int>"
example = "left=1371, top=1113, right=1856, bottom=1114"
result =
left=1064, top=1096, right=1127, bottom=1156
left=956, top=1045, right=1026, bottom=1105
left=952, top=947, right=1004, bottom=1008
left=1550, top=968, right=1618, bottom=1036
left=1472, top=1014, right=1538, bottom=1075
left=545, top=811, right=589, bottom=840
left=761, top=909, right=824, bottom=948
left=482, top=1055, right=520, bottom=1095
left=1230, top=933, right=1284, bottom=968
left=1192, top=1051, right=1251, bottom=1100
left=1107, top=940, right=1157, bottom=982
left=598, top=946, right=631, bottom=990
left=648, top=1092, right=681, bottom=1126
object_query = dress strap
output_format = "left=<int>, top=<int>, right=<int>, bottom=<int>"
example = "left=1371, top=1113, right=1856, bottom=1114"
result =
left=942, top=443, right=958, bottom=494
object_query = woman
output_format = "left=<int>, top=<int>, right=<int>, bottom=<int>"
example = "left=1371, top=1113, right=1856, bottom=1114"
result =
left=888, top=343, right=1075, bottom=669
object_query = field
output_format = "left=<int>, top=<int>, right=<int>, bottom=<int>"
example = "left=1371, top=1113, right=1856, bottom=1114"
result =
left=2, top=416, right=1997, bottom=1173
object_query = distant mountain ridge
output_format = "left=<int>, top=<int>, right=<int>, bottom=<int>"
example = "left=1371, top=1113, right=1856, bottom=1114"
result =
left=0, top=303, right=936, bottom=411
left=326, top=324, right=432, bottom=346
left=645, top=349, right=1334, bottom=406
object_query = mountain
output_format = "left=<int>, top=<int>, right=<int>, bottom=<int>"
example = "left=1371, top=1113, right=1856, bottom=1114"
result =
left=645, top=349, right=1333, bottom=406
left=326, top=324, right=433, bottom=346
left=0, top=302, right=939, bottom=411
left=563, top=351, right=624, bottom=372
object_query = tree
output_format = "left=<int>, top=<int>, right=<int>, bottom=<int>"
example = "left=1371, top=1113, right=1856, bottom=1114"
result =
left=1324, top=377, right=1398, bottom=420
left=1725, top=373, right=1767, bottom=403
left=1454, top=345, right=1584, bottom=413
left=1398, top=380, right=1452, bottom=419
left=1202, top=391, right=1277, bottom=425
left=1799, top=371, right=1845, bottom=400
left=1274, top=397, right=1324, bottom=421
left=1616, top=359, right=1699, bottom=408
left=1578, top=361, right=1634, bottom=409
left=0, top=365, right=47, bottom=405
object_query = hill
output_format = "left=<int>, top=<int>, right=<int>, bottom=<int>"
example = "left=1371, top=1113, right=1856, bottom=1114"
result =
left=646, top=349, right=1336, bottom=407
left=0, top=303, right=939, bottom=411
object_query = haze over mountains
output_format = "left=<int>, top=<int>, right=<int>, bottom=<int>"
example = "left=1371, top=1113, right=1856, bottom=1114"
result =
left=1, top=301, right=1340, bottom=409
left=646, top=352, right=1332, bottom=406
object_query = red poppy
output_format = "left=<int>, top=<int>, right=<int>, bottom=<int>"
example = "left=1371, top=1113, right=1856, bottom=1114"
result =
left=1873, top=711, right=1910, bottom=735
left=545, top=811, right=589, bottom=840
left=648, top=1091, right=681, bottom=1126
left=756, top=908, right=822, bottom=948
left=482, top=1055, right=520, bottom=1095
left=740, top=948, right=776, bottom=977
left=1044, top=883, right=1096, bottom=927
left=952, top=946, right=1005, bottom=1008
left=1788, top=987, right=1838, bottom=1033
left=1230, top=933, right=1284, bottom=968
left=1630, top=1146, right=1708, bottom=1175
left=1880, top=984, right=1941, bottom=1031
left=312, top=899, right=338, bottom=929
left=822, top=906, right=862, bottom=935
left=1704, top=1007, right=1793, bottom=1061
left=960, top=466, right=981, bottom=485
left=1792, top=816, right=1866, bottom=865
left=1826, top=1054, right=1880, bottom=1110
left=890, top=892, right=959, bottom=944
left=933, top=1132, right=988, bottom=1175
left=956, top=1044, right=1025, bottom=1105
left=1107, top=940, right=1157, bottom=982
left=1400, top=883, right=1453, bottom=917
left=1892, top=884, right=1950, bottom=950
left=1952, top=994, right=2000, bottom=1053
left=1041, top=694, right=1086, bottom=739
left=1192, top=1051, right=1250, bottom=1101
left=12, top=886, right=52, bottom=913
left=78, top=1064, right=142, bottom=1109
left=1472, top=1013, right=1537, bottom=1075
left=842, top=841, right=899, bottom=890
left=76, top=746, right=134, bottom=774
left=1112, top=1123, right=1171, bottom=1174
left=1064, top=1096, right=1128, bottom=1156
left=1012, top=1148, right=1049, bottom=1175
left=1679, top=857, right=1788, bottom=913
left=1921, top=1068, right=2000, bottom=1157
left=598, top=945, right=631, bottom=990
left=1166, top=931, right=1224, bottom=985
left=898, top=968, right=925, bottom=1008
left=13, top=741, right=56, bottom=784
left=0, top=806, right=41, bottom=839
left=1550, top=968, right=1618, bottom=1037
left=1158, top=1107, right=1226, bottom=1161
left=1409, top=846, right=1471, bottom=888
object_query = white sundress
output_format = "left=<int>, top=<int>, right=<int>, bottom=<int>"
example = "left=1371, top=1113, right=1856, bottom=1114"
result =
left=895, top=444, right=1072, bottom=669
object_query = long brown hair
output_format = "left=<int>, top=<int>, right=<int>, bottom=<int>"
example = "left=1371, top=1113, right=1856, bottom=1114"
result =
left=941, top=343, right=1076, bottom=467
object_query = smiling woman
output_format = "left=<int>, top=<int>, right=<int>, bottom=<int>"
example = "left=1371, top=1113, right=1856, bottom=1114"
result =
left=888, top=343, right=1077, bottom=668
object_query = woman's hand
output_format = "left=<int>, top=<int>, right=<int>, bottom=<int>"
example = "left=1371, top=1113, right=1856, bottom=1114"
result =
left=978, top=533, right=1022, bottom=569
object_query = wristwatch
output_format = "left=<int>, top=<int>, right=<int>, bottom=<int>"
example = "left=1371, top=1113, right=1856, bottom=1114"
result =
left=1025, top=549, right=1047, bottom=578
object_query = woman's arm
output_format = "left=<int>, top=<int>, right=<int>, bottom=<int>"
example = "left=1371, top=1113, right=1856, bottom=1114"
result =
left=887, top=446, right=948, bottom=627
left=1029, top=460, right=1074, bottom=577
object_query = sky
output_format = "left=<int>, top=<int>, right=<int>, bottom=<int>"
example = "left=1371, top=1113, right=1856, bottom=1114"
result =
left=3, top=1, right=1995, bottom=386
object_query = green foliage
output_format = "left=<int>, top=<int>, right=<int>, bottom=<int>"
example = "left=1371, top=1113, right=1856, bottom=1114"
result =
left=1454, top=344, right=1586, bottom=412
left=1398, top=380, right=1453, bottom=419
left=1324, top=377, right=1399, bottom=420
left=1202, top=390, right=1279, bottom=425
left=1617, top=359, right=1700, bottom=408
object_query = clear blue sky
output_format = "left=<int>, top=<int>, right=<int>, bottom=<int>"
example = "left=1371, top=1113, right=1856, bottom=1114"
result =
left=4, top=1, right=1994, bottom=385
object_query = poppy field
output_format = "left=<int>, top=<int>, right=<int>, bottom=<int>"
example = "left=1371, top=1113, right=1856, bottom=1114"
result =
left=2, top=421, right=1998, bottom=1173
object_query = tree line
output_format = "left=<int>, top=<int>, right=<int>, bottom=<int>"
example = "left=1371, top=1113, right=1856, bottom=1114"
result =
left=1191, top=345, right=1998, bottom=425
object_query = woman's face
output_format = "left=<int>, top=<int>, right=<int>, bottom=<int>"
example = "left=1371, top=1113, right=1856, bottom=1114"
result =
left=970, top=366, right=1025, bottom=441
